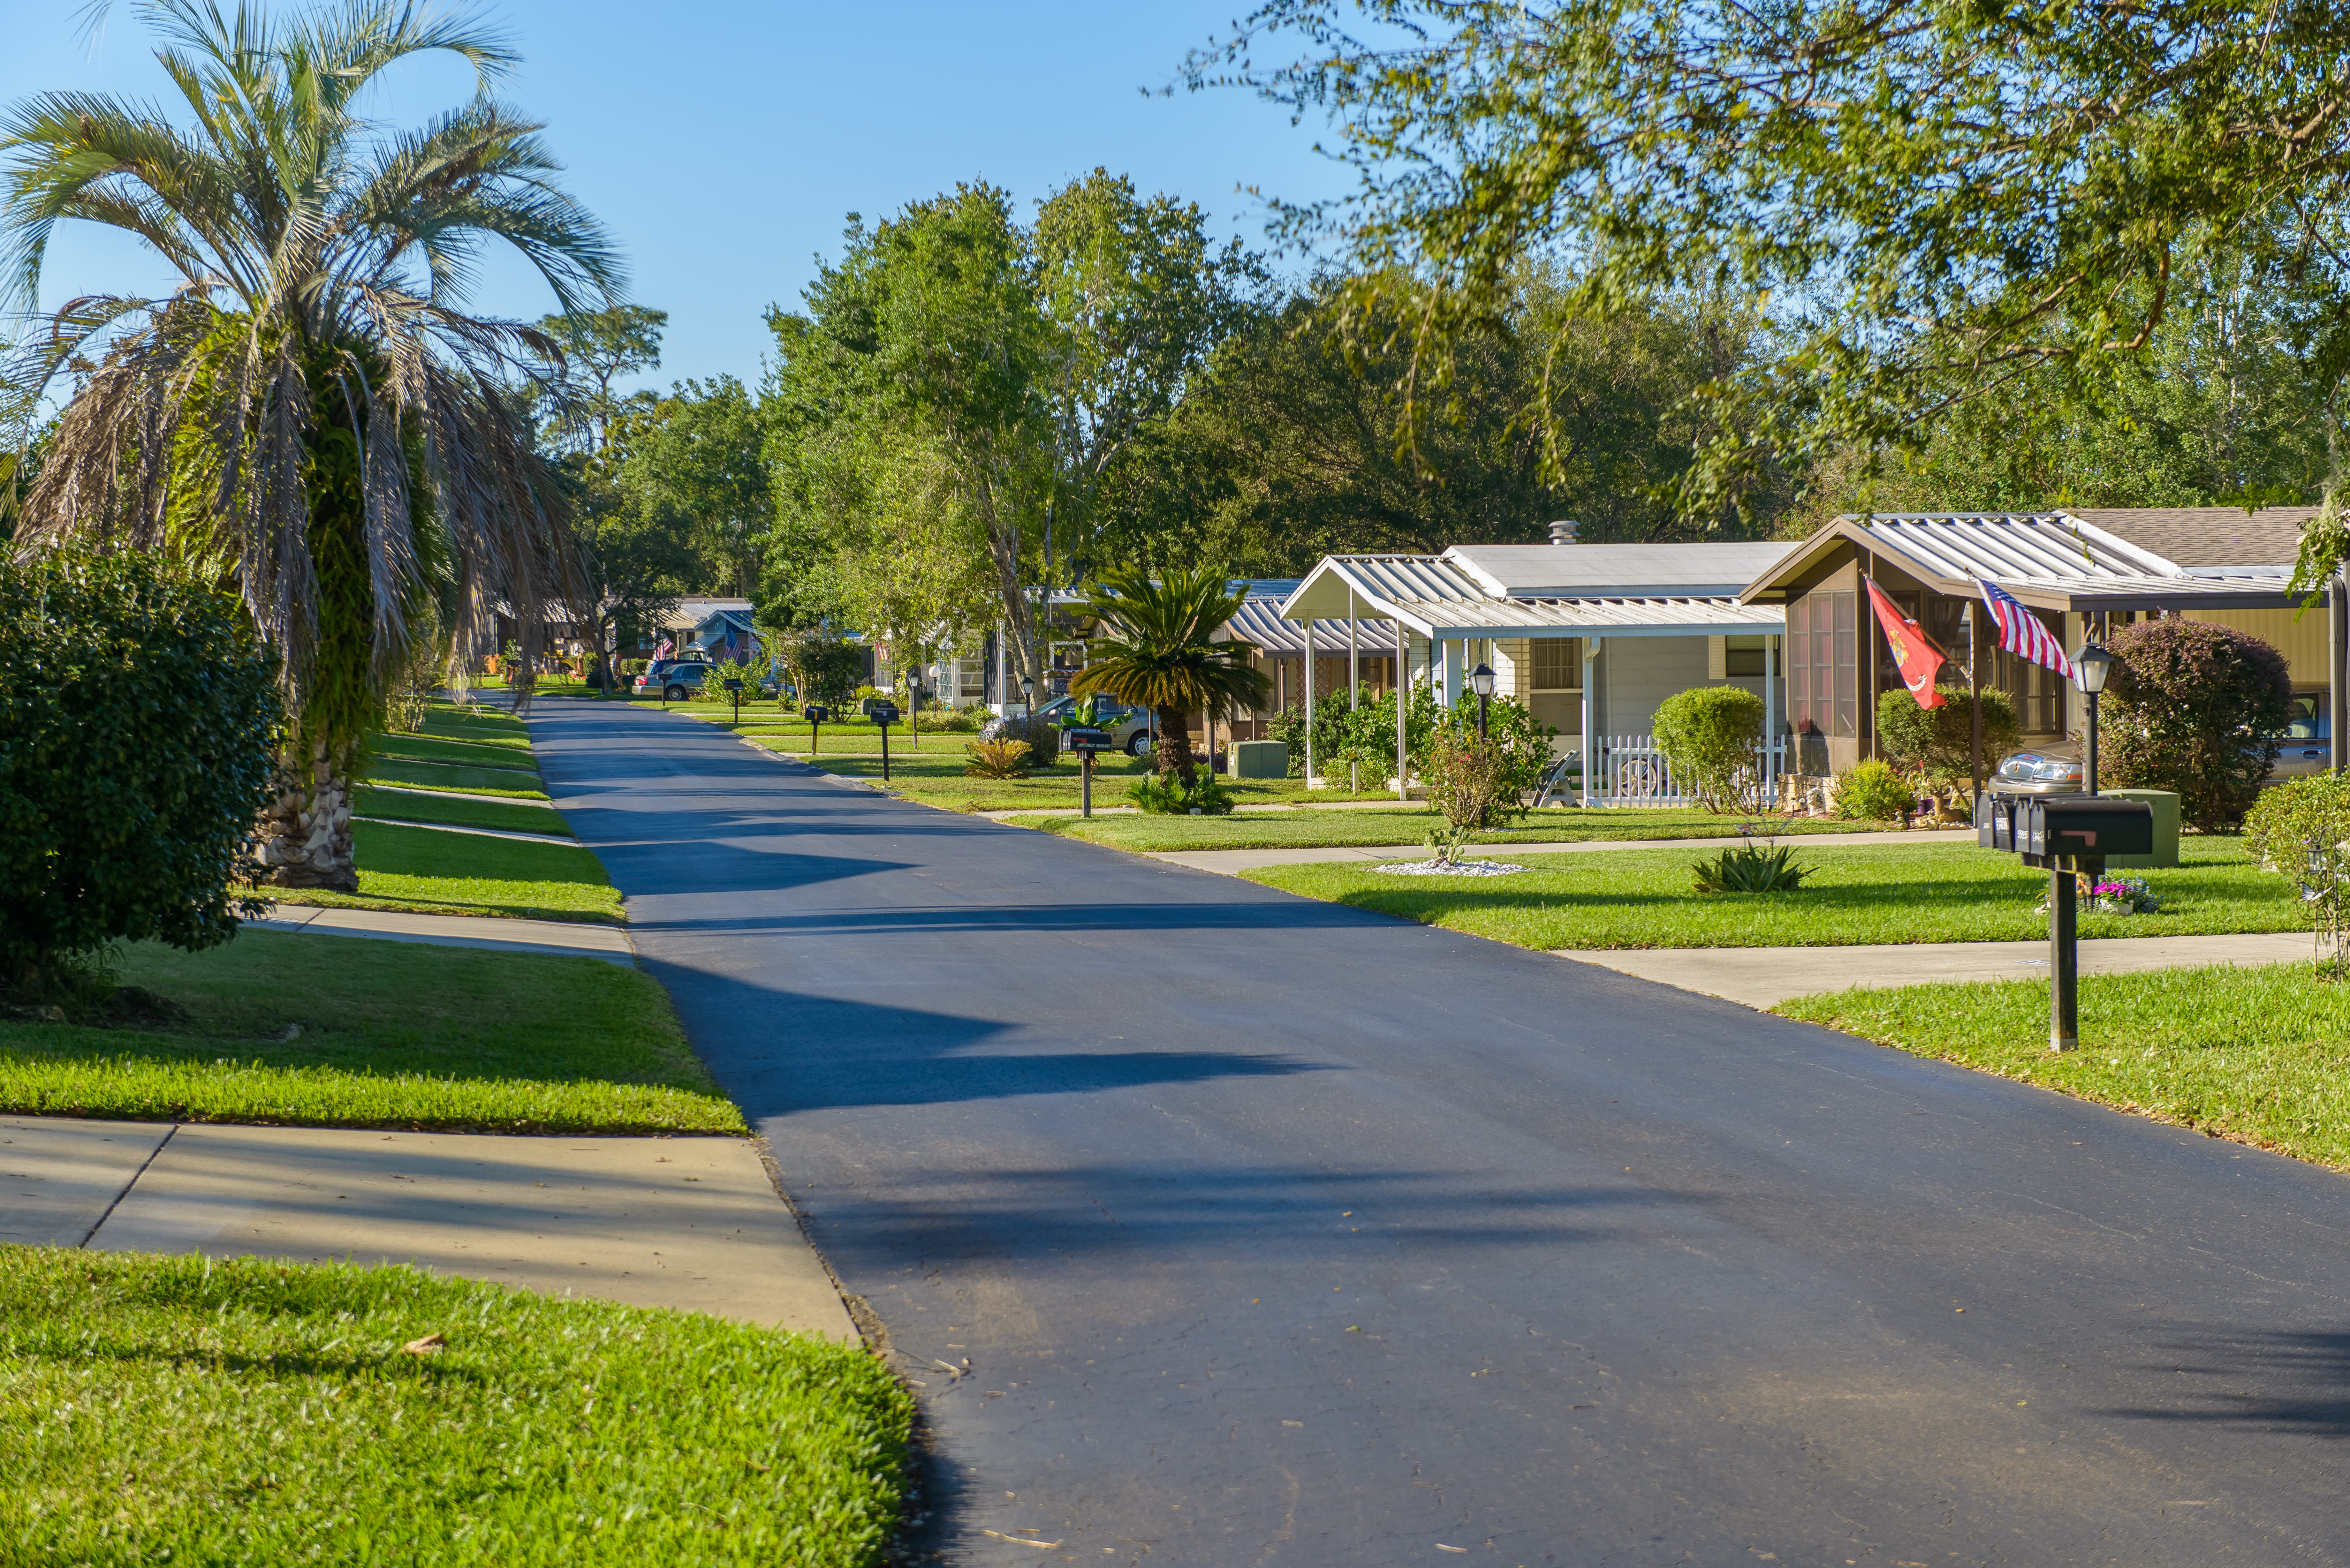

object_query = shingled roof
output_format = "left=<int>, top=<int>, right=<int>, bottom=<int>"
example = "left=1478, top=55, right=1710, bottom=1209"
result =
left=2065, top=507, right=2317, bottom=570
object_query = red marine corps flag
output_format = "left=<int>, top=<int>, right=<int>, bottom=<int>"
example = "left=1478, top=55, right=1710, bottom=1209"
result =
left=1863, top=579, right=1947, bottom=708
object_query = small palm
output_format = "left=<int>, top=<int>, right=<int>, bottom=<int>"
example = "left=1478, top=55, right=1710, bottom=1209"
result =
left=1072, top=565, right=1271, bottom=783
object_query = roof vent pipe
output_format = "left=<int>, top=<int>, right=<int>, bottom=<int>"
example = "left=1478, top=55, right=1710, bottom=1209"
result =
left=1548, top=519, right=1580, bottom=545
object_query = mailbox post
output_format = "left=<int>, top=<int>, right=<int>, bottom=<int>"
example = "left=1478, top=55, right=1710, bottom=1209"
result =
left=804, top=703, right=829, bottom=756
left=1064, top=725, right=1111, bottom=817
left=723, top=676, right=744, bottom=725
left=868, top=699, right=901, bottom=782
left=1981, top=793, right=2154, bottom=1051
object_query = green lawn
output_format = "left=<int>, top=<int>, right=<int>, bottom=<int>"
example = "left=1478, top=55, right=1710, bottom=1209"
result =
left=1040, top=806, right=1906, bottom=853
left=271, top=820, right=622, bottom=924
left=1246, top=838, right=2300, bottom=949
left=0, top=930, right=739, bottom=1134
left=733, top=733, right=1403, bottom=813
left=372, top=732, right=541, bottom=771
left=0, top=1249, right=911, bottom=1566
left=352, top=784, right=572, bottom=837
left=369, top=757, right=549, bottom=799
left=1777, top=963, right=2350, bottom=1172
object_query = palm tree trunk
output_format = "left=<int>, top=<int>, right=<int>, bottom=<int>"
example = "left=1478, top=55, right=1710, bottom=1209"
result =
left=253, top=739, right=359, bottom=892
left=1156, top=704, right=1197, bottom=785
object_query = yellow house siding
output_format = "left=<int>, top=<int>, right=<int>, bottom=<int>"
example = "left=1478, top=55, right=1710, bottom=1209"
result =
left=2182, top=608, right=2328, bottom=689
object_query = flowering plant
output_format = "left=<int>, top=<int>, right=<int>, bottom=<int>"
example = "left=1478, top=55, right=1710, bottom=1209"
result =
left=2085, top=874, right=2159, bottom=914
left=2033, top=873, right=2160, bottom=916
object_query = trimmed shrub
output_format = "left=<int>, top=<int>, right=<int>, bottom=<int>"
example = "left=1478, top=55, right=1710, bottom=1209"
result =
left=1875, top=686, right=2022, bottom=780
left=1422, top=723, right=1515, bottom=833
left=2101, top=619, right=2291, bottom=831
left=995, top=713, right=1061, bottom=762
left=0, top=552, right=281, bottom=998
left=1652, top=686, right=1765, bottom=812
left=1835, top=758, right=1915, bottom=821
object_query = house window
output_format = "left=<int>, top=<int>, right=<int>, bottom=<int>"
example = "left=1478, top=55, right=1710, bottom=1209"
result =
left=1529, top=637, right=1582, bottom=690
left=1723, top=635, right=1767, bottom=677
left=1788, top=590, right=1857, bottom=736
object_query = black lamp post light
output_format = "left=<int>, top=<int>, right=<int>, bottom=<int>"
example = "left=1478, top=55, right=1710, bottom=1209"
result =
left=1469, top=662, right=1496, bottom=741
left=2074, top=639, right=2114, bottom=795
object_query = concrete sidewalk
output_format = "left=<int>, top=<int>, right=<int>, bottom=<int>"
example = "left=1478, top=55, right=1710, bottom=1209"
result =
left=1148, top=826, right=1975, bottom=874
left=253, top=903, right=635, bottom=965
left=1557, top=929, right=2314, bottom=1009
left=3, top=1116, right=855, bottom=1340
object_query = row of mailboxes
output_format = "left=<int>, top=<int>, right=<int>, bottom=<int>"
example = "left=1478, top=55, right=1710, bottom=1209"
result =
left=1978, top=793, right=2154, bottom=867
left=1062, top=725, right=1112, bottom=758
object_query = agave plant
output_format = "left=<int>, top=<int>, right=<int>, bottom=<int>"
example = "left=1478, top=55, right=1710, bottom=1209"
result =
left=1, top=0, right=612, bottom=889
left=1070, top=564, right=1270, bottom=785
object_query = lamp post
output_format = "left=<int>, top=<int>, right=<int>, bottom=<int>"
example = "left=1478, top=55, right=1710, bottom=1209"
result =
left=1469, top=662, right=1496, bottom=741
left=1020, top=674, right=1034, bottom=721
left=2074, top=640, right=2115, bottom=796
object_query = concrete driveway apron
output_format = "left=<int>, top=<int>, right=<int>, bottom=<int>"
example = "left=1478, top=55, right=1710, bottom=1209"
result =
left=531, top=699, right=2350, bottom=1568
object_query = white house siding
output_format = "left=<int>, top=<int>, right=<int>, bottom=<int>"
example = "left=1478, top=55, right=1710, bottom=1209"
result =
left=1595, top=636, right=1786, bottom=741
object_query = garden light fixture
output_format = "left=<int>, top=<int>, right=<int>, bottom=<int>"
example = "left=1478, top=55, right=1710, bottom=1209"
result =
left=1470, top=662, right=1495, bottom=740
left=2075, top=639, right=2112, bottom=796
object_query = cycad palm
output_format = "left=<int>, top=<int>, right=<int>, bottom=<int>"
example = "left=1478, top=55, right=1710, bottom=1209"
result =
left=1072, top=564, right=1270, bottom=783
left=1, top=0, right=612, bottom=889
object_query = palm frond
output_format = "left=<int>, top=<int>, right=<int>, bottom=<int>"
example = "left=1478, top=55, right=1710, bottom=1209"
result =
left=6, top=0, right=605, bottom=751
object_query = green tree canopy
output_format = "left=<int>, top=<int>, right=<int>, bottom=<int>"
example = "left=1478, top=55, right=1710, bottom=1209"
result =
left=1199, top=0, right=2350, bottom=528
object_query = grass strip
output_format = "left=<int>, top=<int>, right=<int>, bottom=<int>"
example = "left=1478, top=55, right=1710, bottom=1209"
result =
left=1041, top=806, right=1903, bottom=852
left=0, top=930, right=739, bottom=1133
left=352, top=785, right=572, bottom=837
left=739, top=737, right=1401, bottom=812
left=1775, top=963, right=2350, bottom=1171
left=269, top=821, right=620, bottom=924
left=369, top=758, right=548, bottom=799
left=371, top=733, right=541, bottom=770
left=0, top=1249, right=911, bottom=1566
left=1245, top=838, right=2298, bottom=949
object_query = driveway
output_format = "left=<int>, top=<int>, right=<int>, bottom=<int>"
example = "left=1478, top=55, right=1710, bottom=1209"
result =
left=533, top=700, right=2350, bottom=1566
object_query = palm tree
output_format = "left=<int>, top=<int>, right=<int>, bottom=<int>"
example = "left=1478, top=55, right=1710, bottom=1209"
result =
left=1071, top=564, right=1270, bottom=784
left=1, top=0, right=612, bottom=891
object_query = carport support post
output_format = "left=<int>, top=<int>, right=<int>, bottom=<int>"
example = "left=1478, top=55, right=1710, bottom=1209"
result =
left=1763, top=632, right=1778, bottom=807
left=1304, top=621, right=1316, bottom=787
left=2050, top=856, right=2079, bottom=1052
left=1581, top=637, right=1601, bottom=808
left=2333, top=573, right=2346, bottom=775
left=1969, top=601, right=1983, bottom=809
left=1395, top=616, right=1409, bottom=801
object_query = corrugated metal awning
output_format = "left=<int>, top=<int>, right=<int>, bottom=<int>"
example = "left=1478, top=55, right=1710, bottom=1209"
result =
left=1384, top=595, right=1785, bottom=639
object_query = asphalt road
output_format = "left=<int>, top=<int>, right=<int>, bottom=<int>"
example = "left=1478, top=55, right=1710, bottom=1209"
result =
left=535, top=700, right=2350, bottom=1567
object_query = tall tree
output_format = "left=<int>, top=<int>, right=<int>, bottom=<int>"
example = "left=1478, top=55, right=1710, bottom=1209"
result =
left=1, top=0, right=612, bottom=889
left=769, top=176, right=1257, bottom=688
left=534, top=304, right=665, bottom=458
left=1031, top=169, right=1262, bottom=581
left=614, top=376, right=773, bottom=597
left=1197, top=0, right=2350, bottom=532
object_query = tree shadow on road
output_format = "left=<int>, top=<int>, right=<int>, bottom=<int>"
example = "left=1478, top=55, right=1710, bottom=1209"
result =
left=2101, top=1326, right=2350, bottom=1438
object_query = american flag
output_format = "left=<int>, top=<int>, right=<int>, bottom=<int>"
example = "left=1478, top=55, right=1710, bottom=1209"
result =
left=1977, top=580, right=2073, bottom=681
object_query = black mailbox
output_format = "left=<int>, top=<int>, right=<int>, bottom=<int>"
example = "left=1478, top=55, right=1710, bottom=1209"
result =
left=867, top=701, right=901, bottom=724
left=723, top=677, right=744, bottom=692
left=1981, top=793, right=2152, bottom=866
left=804, top=704, right=829, bottom=723
left=1063, top=725, right=1111, bottom=756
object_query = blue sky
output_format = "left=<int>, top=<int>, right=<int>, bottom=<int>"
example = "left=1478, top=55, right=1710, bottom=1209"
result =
left=2, top=2, right=1354, bottom=396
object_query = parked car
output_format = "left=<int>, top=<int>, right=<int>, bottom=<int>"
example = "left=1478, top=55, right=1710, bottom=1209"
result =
left=981, top=695, right=1156, bottom=755
left=1992, top=697, right=2332, bottom=795
left=634, top=660, right=710, bottom=701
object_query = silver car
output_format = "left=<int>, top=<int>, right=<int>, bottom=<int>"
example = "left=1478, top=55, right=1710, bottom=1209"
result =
left=1993, top=697, right=2332, bottom=795
left=982, top=696, right=1157, bottom=756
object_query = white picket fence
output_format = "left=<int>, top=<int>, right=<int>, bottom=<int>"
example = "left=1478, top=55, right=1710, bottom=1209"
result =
left=1554, top=734, right=1789, bottom=809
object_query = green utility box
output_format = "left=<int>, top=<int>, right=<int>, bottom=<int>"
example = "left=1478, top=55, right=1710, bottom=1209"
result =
left=1228, top=739, right=1290, bottom=779
left=2099, top=788, right=2179, bottom=869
